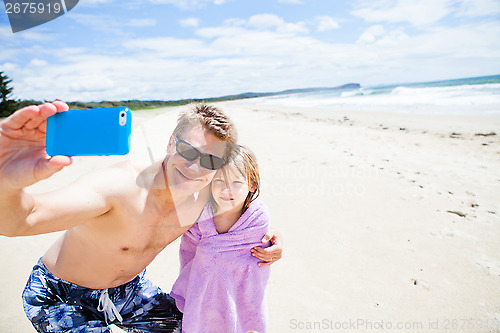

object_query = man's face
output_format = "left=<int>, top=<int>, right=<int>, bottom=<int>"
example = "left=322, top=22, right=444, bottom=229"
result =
left=166, top=125, right=227, bottom=196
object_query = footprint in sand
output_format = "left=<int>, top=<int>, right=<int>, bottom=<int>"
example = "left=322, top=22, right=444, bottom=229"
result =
left=475, top=257, right=500, bottom=277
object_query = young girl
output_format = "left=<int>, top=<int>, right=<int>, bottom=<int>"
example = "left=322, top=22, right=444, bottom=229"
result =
left=170, top=145, right=271, bottom=333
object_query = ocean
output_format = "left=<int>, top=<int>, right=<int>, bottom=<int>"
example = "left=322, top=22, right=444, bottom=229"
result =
left=245, top=75, right=500, bottom=116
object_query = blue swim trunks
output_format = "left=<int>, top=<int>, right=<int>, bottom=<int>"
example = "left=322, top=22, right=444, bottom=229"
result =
left=22, top=258, right=182, bottom=333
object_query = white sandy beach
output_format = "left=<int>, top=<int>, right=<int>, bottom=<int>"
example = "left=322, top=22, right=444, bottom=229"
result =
left=1, top=101, right=499, bottom=332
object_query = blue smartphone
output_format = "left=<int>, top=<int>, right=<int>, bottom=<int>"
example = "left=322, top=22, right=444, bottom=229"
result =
left=46, top=106, right=132, bottom=156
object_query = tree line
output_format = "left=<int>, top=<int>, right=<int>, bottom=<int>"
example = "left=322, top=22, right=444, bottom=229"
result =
left=0, top=72, right=18, bottom=117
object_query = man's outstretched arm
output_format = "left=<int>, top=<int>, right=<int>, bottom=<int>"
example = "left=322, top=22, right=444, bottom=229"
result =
left=0, top=102, right=112, bottom=237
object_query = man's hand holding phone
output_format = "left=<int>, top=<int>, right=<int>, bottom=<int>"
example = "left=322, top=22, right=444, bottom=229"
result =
left=0, top=102, right=132, bottom=191
left=0, top=101, right=72, bottom=190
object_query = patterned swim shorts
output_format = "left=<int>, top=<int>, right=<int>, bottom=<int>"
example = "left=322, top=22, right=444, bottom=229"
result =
left=22, top=258, right=182, bottom=333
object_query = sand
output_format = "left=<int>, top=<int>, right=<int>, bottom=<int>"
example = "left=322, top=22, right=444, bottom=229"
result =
left=1, top=101, right=499, bottom=332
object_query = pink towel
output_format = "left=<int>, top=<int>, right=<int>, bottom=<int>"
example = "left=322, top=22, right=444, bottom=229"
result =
left=170, top=200, right=271, bottom=333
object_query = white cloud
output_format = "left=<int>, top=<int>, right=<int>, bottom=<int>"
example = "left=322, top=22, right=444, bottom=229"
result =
left=196, top=26, right=245, bottom=39
left=247, top=14, right=285, bottom=30
left=408, top=22, right=500, bottom=59
left=129, top=19, right=157, bottom=27
left=70, top=74, right=115, bottom=92
left=77, top=0, right=116, bottom=6
left=352, top=0, right=455, bottom=26
left=70, top=14, right=128, bottom=35
left=196, top=14, right=308, bottom=37
left=148, top=0, right=227, bottom=9
left=277, top=22, right=308, bottom=34
left=0, top=24, right=56, bottom=46
left=0, top=26, right=55, bottom=42
left=456, top=0, right=500, bottom=17
left=315, top=16, right=340, bottom=32
left=179, top=18, right=200, bottom=28
left=245, top=14, right=308, bottom=33
left=0, top=25, right=12, bottom=35
left=277, top=0, right=302, bottom=4
left=372, top=29, right=409, bottom=46
left=122, top=37, right=218, bottom=57
left=357, top=25, right=385, bottom=43
left=1, top=62, right=18, bottom=72
left=223, top=18, right=246, bottom=27
left=28, top=59, right=48, bottom=67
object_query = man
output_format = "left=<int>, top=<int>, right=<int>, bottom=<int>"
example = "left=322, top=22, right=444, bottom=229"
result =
left=0, top=101, right=282, bottom=332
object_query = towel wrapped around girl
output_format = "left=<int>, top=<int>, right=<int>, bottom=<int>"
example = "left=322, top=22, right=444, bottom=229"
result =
left=170, top=199, right=270, bottom=333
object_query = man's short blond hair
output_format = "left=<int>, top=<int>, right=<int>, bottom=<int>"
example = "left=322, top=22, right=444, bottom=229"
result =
left=172, top=104, right=238, bottom=160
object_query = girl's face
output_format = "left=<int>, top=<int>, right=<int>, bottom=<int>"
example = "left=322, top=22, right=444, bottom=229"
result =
left=211, top=164, right=253, bottom=212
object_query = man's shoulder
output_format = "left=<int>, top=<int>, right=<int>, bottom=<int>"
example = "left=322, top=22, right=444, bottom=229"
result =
left=81, top=160, right=143, bottom=197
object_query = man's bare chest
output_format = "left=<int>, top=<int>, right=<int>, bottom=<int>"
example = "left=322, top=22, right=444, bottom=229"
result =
left=113, top=206, right=188, bottom=256
left=98, top=180, right=208, bottom=256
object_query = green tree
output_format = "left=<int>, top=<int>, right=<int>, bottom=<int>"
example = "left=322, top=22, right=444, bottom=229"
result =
left=0, top=72, right=18, bottom=117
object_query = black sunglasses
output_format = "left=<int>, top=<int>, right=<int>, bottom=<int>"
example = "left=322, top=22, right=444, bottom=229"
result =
left=174, top=136, right=225, bottom=170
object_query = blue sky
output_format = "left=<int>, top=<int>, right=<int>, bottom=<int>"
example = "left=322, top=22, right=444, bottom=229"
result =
left=1, top=0, right=499, bottom=102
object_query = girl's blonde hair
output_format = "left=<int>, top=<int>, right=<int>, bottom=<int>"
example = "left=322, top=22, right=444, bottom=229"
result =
left=211, top=145, right=260, bottom=213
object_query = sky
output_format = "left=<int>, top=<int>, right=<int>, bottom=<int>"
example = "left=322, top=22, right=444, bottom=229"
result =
left=1, top=0, right=500, bottom=102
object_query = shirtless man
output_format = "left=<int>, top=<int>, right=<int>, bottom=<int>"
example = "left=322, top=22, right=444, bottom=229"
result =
left=0, top=101, right=282, bottom=332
